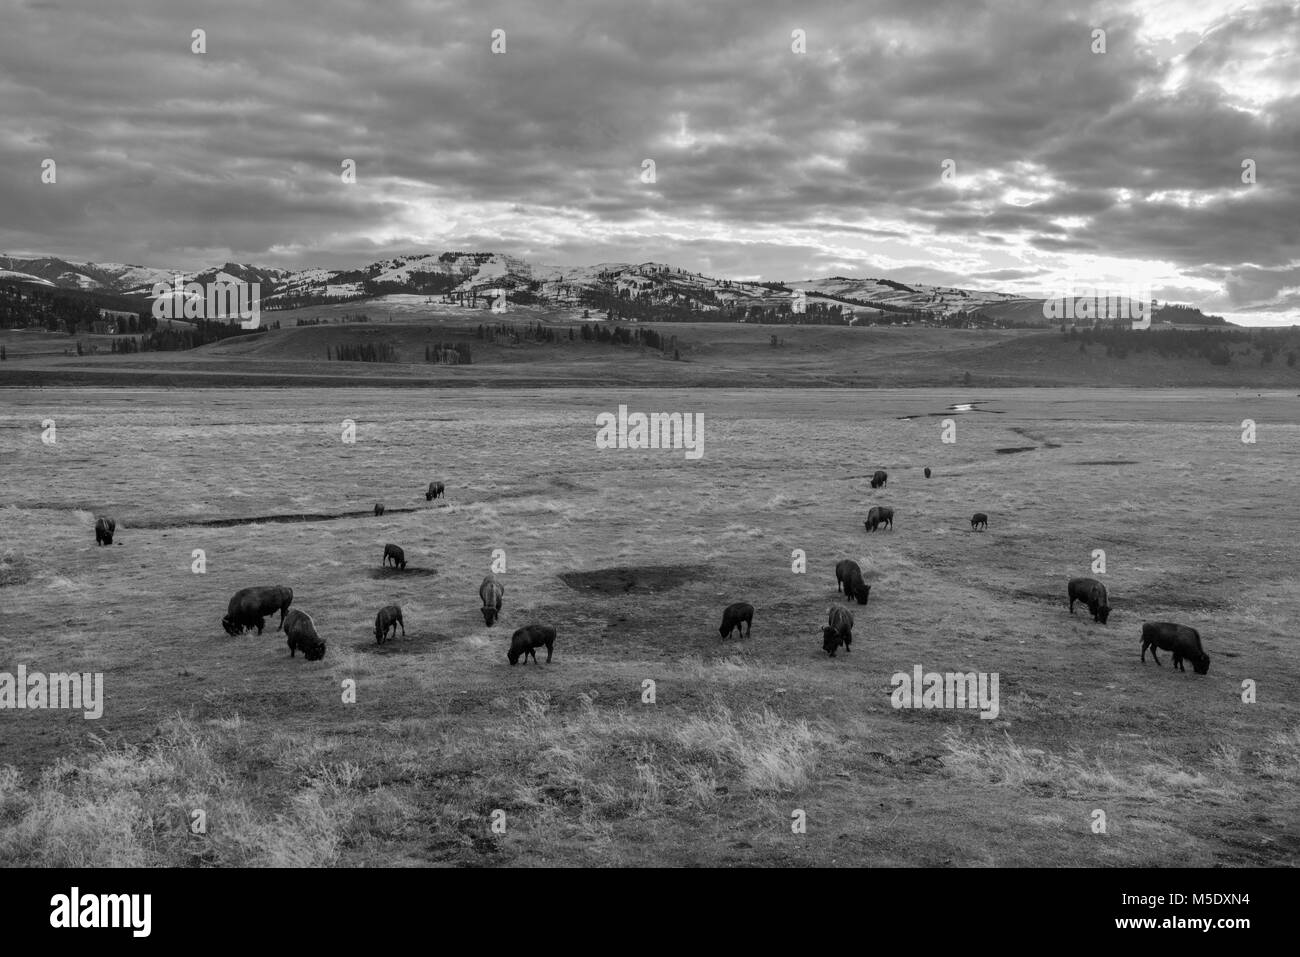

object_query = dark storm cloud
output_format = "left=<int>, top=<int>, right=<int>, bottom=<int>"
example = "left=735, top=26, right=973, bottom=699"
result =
left=0, top=0, right=1295, bottom=320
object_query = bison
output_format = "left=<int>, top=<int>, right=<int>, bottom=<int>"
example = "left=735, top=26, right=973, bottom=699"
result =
left=94, top=516, right=116, bottom=546
left=865, top=506, right=894, bottom=532
left=835, top=559, right=871, bottom=605
left=870, top=470, right=888, bottom=489
left=374, top=503, right=385, bottom=517
left=719, top=602, right=754, bottom=640
left=374, top=604, right=404, bottom=644
left=479, top=574, right=505, bottom=626
left=222, top=585, right=294, bottom=636
left=382, top=543, right=406, bottom=570
left=822, top=605, right=854, bottom=656
left=924, top=467, right=932, bottom=479
left=284, top=608, right=326, bottom=661
left=971, top=512, right=988, bottom=531
left=1067, top=577, right=1111, bottom=624
left=425, top=481, right=445, bottom=501
left=508, top=624, right=556, bottom=665
left=1141, top=622, right=1209, bottom=674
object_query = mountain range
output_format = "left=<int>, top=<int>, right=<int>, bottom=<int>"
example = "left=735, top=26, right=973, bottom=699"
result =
left=0, top=252, right=1217, bottom=327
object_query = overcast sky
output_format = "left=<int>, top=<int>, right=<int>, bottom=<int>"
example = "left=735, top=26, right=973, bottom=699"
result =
left=1, top=0, right=1296, bottom=323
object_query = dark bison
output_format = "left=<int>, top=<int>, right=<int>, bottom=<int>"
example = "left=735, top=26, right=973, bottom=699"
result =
left=822, top=606, right=854, bottom=656
left=835, top=559, right=871, bottom=605
left=382, top=543, right=406, bottom=570
left=222, top=585, right=294, bottom=636
left=719, top=602, right=754, bottom=640
left=94, top=516, right=116, bottom=546
left=374, top=503, right=385, bottom=516
left=425, top=481, right=445, bottom=501
left=1067, top=577, right=1111, bottom=623
left=865, top=506, right=894, bottom=532
left=924, top=467, right=932, bottom=479
left=971, top=512, right=988, bottom=531
left=479, top=574, right=504, bottom=626
left=508, top=624, right=556, bottom=665
left=870, top=470, right=888, bottom=489
left=1141, top=622, right=1209, bottom=674
left=374, top=604, right=404, bottom=644
left=284, top=608, right=326, bottom=661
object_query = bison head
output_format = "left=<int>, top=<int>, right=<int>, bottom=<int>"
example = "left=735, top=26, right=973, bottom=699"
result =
left=482, top=606, right=498, bottom=627
left=1095, top=604, right=1111, bottom=624
left=221, top=616, right=241, bottom=637
left=852, top=583, right=871, bottom=605
left=374, top=622, right=385, bottom=644
left=305, top=641, right=326, bottom=662
left=821, top=628, right=842, bottom=656
left=1192, top=653, right=1210, bottom=675
left=507, top=647, right=521, bottom=665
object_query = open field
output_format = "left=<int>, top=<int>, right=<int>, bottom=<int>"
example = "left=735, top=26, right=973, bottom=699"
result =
left=4, top=317, right=1300, bottom=389
left=1, top=387, right=1297, bottom=866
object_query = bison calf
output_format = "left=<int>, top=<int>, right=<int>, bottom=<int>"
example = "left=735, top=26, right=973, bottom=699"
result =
left=374, top=503, right=385, bottom=516
left=1067, top=577, right=1110, bottom=623
left=719, top=602, right=754, bottom=640
left=1141, top=622, right=1209, bottom=674
left=425, top=481, right=445, bottom=501
left=924, top=467, right=932, bottom=479
left=870, top=470, right=888, bottom=489
left=822, top=605, right=854, bottom=656
left=374, top=604, right=404, bottom=644
left=94, top=516, right=116, bottom=546
left=382, top=543, right=406, bottom=570
left=479, top=573, right=504, bottom=626
left=508, top=624, right=556, bottom=665
left=284, top=608, right=326, bottom=661
left=971, top=512, right=988, bottom=531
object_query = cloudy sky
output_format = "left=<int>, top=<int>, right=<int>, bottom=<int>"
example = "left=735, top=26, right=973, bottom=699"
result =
left=2, top=0, right=1297, bottom=323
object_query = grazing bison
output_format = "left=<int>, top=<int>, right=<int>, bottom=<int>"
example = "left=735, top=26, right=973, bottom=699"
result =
left=822, top=605, right=854, bottom=656
left=94, top=516, right=116, bottom=546
left=924, top=467, right=932, bottom=479
left=1141, top=622, right=1209, bottom=674
left=374, top=604, right=404, bottom=644
left=479, top=574, right=505, bottom=626
left=865, top=506, right=894, bottom=532
left=719, top=602, right=754, bottom=640
left=835, top=559, right=871, bottom=605
left=1067, top=577, right=1111, bottom=624
left=971, top=512, right=988, bottom=531
left=870, top=470, right=888, bottom=489
left=221, top=585, right=294, bottom=636
left=374, top=503, right=385, bottom=516
left=508, top=624, right=556, bottom=665
left=382, top=543, right=406, bottom=570
left=425, top=481, right=445, bottom=501
left=284, top=608, right=326, bottom=661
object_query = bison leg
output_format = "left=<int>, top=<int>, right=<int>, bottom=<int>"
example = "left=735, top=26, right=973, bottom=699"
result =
left=545, top=642, right=553, bottom=663
left=1173, top=654, right=1185, bottom=672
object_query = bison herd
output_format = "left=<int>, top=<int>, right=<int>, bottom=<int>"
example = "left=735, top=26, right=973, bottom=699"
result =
left=95, top=462, right=1211, bottom=677
left=712, top=465, right=1211, bottom=674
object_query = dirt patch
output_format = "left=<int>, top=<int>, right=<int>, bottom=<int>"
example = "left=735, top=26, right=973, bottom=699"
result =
left=994, top=446, right=1037, bottom=455
left=366, top=566, right=439, bottom=579
left=355, top=632, right=451, bottom=654
left=560, top=564, right=709, bottom=595
left=0, top=553, right=33, bottom=587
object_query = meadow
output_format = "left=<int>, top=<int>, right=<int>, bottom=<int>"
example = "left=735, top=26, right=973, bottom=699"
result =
left=0, top=386, right=1296, bottom=866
